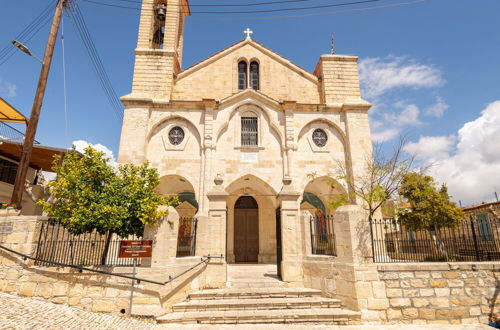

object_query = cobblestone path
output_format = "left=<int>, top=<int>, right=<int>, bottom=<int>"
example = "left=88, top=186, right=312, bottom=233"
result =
left=0, top=292, right=492, bottom=330
left=0, top=292, right=155, bottom=330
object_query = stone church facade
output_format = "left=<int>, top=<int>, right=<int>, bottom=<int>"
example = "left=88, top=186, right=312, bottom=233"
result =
left=118, top=0, right=375, bottom=311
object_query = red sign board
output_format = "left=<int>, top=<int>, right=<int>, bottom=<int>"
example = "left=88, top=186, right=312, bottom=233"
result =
left=119, top=240, right=153, bottom=258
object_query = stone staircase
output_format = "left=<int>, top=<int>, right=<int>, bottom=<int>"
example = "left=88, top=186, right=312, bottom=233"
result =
left=156, top=264, right=360, bottom=325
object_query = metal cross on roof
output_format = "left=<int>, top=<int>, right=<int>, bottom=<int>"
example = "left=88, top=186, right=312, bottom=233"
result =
left=244, top=28, right=253, bottom=40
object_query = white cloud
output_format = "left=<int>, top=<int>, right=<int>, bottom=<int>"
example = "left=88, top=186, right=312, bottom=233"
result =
left=425, top=96, right=449, bottom=118
left=371, top=128, right=400, bottom=143
left=359, top=56, right=446, bottom=143
left=386, top=102, right=422, bottom=126
left=73, top=140, right=117, bottom=168
left=403, top=135, right=456, bottom=160
left=359, top=56, right=445, bottom=99
left=0, top=78, right=17, bottom=97
left=406, top=101, right=500, bottom=205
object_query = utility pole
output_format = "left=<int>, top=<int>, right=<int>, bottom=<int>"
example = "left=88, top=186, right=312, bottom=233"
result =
left=11, top=0, right=66, bottom=207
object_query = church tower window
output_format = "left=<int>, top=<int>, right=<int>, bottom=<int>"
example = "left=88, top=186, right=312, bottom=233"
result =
left=238, top=61, right=248, bottom=90
left=169, top=126, right=185, bottom=145
left=152, top=3, right=167, bottom=49
left=250, top=62, right=260, bottom=90
left=241, top=117, right=258, bottom=146
left=312, top=129, right=328, bottom=147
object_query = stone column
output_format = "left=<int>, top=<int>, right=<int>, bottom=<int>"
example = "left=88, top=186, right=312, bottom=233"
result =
left=199, top=99, right=216, bottom=214
left=333, top=205, right=373, bottom=264
left=277, top=185, right=303, bottom=284
left=282, top=102, right=297, bottom=181
left=330, top=204, right=385, bottom=315
left=198, top=177, right=228, bottom=287
left=143, top=206, right=179, bottom=267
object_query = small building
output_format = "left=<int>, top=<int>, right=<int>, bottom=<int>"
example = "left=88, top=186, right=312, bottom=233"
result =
left=0, top=98, right=72, bottom=215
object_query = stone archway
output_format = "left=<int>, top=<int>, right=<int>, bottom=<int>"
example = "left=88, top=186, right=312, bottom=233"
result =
left=234, top=196, right=259, bottom=263
left=225, top=175, right=278, bottom=264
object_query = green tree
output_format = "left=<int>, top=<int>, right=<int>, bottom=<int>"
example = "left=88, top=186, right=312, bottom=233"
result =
left=398, top=172, right=465, bottom=257
left=38, top=147, right=173, bottom=264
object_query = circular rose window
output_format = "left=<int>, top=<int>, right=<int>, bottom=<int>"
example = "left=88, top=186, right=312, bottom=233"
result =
left=312, top=129, right=328, bottom=147
left=168, top=126, right=185, bottom=145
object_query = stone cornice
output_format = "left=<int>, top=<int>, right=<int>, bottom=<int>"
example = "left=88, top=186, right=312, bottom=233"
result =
left=135, top=48, right=176, bottom=56
left=121, top=93, right=370, bottom=112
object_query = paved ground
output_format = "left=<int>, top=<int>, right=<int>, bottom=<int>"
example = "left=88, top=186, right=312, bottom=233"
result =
left=0, top=292, right=492, bottom=330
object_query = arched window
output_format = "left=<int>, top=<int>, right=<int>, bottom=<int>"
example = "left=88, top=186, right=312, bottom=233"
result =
left=250, top=61, right=259, bottom=90
left=238, top=61, right=248, bottom=90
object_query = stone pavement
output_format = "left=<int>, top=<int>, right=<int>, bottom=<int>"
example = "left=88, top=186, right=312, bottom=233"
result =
left=0, top=291, right=493, bottom=329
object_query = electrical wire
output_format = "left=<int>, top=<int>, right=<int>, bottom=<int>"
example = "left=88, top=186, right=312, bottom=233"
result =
left=113, top=0, right=346, bottom=7
left=192, top=0, right=427, bottom=21
left=67, top=1, right=123, bottom=121
left=82, top=0, right=401, bottom=14
left=0, top=1, right=57, bottom=67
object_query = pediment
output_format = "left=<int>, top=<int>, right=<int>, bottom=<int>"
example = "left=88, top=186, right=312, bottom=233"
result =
left=218, top=89, right=281, bottom=111
left=176, top=39, right=318, bottom=84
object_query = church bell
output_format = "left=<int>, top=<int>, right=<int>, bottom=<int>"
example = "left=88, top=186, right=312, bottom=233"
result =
left=155, top=4, right=167, bottom=21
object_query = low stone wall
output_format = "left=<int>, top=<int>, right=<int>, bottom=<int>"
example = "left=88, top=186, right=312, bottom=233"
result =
left=0, top=248, right=214, bottom=316
left=378, top=263, right=500, bottom=324
left=0, top=214, right=224, bottom=317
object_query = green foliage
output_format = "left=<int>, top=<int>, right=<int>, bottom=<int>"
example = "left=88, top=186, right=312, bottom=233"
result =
left=328, top=194, right=349, bottom=211
left=397, top=172, right=465, bottom=231
left=38, top=147, right=173, bottom=238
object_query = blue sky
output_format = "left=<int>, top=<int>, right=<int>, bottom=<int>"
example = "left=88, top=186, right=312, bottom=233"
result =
left=0, top=0, right=499, bottom=204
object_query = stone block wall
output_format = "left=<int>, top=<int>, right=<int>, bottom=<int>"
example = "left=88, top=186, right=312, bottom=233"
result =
left=0, top=215, right=220, bottom=317
left=377, top=263, right=499, bottom=324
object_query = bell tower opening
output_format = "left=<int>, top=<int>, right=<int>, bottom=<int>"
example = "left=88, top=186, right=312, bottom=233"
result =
left=152, top=3, right=166, bottom=49
left=131, top=0, right=190, bottom=99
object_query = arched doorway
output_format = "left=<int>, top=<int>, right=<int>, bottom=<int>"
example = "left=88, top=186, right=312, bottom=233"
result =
left=234, top=196, right=259, bottom=263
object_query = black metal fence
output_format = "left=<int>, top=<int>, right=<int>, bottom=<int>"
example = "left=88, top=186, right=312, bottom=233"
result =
left=34, top=220, right=142, bottom=267
left=176, top=217, right=198, bottom=257
left=310, top=215, right=336, bottom=256
left=370, top=214, right=500, bottom=263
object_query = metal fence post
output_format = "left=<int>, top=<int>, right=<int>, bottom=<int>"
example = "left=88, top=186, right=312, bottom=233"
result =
left=369, top=218, right=375, bottom=263
left=309, top=216, right=314, bottom=254
left=469, top=215, right=481, bottom=261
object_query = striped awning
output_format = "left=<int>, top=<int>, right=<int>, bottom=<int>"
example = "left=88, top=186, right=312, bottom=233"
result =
left=0, top=98, right=27, bottom=124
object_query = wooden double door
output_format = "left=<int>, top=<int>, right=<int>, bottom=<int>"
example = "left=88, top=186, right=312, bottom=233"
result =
left=234, top=197, right=259, bottom=263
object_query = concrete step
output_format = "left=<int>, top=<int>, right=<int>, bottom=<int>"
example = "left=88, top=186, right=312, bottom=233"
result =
left=173, top=296, right=342, bottom=312
left=157, top=308, right=361, bottom=324
left=226, top=281, right=286, bottom=288
left=188, top=287, right=323, bottom=300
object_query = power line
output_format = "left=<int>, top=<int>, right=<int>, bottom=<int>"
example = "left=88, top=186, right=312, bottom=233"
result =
left=0, top=1, right=57, bottom=67
left=82, top=0, right=401, bottom=14
left=67, top=1, right=123, bottom=121
left=113, top=0, right=342, bottom=7
left=191, top=0, right=426, bottom=21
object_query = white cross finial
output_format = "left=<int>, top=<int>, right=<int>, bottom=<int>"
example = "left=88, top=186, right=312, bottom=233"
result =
left=244, top=28, right=253, bottom=40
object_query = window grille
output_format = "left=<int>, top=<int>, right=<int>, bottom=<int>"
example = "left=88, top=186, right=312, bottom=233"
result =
left=0, top=158, right=18, bottom=185
left=168, top=126, right=185, bottom=145
left=238, top=61, right=248, bottom=90
left=312, top=129, right=328, bottom=147
left=241, top=117, right=258, bottom=147
left=250, top=62, right=259, bottom=90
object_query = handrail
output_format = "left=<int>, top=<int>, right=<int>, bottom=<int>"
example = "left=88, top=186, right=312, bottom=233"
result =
left=0, top=243, right=224, bottom=286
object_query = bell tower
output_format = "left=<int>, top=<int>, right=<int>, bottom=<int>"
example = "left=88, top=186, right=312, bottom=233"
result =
left=131, top=0, right=190, bottom=100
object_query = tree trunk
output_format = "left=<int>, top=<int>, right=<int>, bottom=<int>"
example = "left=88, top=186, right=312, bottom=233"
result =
left=101, top=231, right=113, bottom=265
